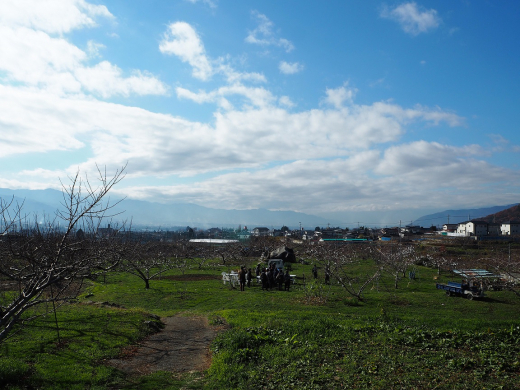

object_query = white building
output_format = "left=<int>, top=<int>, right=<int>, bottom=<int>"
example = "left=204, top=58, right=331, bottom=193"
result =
left=500, top=221, right=520, bottom=236
left=456, top=220, right=488, bottom=236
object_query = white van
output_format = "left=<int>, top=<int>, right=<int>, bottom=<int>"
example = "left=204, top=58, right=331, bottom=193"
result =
left=268, top=259, right=284, bottom=270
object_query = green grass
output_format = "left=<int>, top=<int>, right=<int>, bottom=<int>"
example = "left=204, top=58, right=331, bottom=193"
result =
left=0, top=303, right=163, bottom=389
left=1, top=258, right=519, bottom=389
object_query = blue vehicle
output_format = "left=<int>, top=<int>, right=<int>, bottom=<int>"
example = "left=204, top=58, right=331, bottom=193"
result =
left=436, top=281, right=484, bottom=300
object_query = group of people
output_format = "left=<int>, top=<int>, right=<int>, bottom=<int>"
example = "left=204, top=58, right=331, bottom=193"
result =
left=256, top=263, right=292, bottom=291
left=235, top=263, right=292, bottom=291
left=235, top=261, right=295, bottom=292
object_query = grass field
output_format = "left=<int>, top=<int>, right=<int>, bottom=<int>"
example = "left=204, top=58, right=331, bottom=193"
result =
left=1, top=257, right=519, bottom=389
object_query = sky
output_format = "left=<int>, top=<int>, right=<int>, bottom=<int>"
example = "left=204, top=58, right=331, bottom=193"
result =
left=1, top=0, right=520, bottom=225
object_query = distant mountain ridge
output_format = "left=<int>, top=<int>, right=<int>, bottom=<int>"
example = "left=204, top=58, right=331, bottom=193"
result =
left=0, top=188, right=338, bottom=229
left=2, top=187, right=517, bottom=229
left=476, top=204, right=520, bottom=223
left=414, top=204, right=519, bottom=226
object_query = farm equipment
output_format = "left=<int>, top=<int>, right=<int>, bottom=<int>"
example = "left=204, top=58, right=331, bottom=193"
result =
left=436, top=281, right=485, bottom=300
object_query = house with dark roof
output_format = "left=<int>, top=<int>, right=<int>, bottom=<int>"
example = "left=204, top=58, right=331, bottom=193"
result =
left=252, top=227, right=270, bottom=237
left=442, top=224, right=458, bottom=232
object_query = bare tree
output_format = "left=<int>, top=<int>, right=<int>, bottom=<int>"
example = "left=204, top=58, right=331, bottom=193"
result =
left=376, top=242, right=417, bottom=289
left=307, top=242, right=381, bottom=301
left=119, top=239, right=179, bottom=289
left=0, top=166, right=126, bottom=343
left=485, top=244, right=520, bottom=297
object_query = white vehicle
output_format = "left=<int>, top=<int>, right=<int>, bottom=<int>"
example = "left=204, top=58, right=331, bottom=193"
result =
left=268, top=259, right=284, bottom=270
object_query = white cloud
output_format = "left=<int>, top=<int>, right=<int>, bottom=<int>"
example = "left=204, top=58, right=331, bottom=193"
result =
left=381, top=2, right=441, bottom=36
left=279, top=96, right=295, bottom=108
left=324, top=84, right=357, bottom=108
left=0, top=25, right=86, bottom=94
left=159, top=22, right=268, bottom=84
left=86, top=40, right=105, bottom=58
left=0, top=82, right=463, bottom=172
left=118, top=147, right=520, bottom=214
left=176, top=82, right=276, bottom=109
left=279, top=61, right=304, bottom=75
left=159, top=22, right=213, bottom=81
left=75, top=61, right=169, bottom=98
left=216, top=62, right=266, bottom=84
left=0, top=0, right=113, bottom=34
left=0, top=1, right=167, bottom=98
left=375, top=141, right=484, bottom=175
left=489, top=134, right=508, bottom=146
left=245, top=11, right=294, bottom=52
left=184, top=0, right=217, bottom=9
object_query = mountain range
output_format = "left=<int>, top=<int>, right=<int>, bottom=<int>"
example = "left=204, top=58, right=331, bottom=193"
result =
left=0, top=188, right=516, bottom=230
left=0, top=188, right=336, bottom=229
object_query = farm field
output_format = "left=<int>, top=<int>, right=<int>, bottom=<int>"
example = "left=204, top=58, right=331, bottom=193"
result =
left=1, top=256, right=520, bottom=389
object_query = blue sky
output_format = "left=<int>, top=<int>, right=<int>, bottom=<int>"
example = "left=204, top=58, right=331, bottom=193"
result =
left=1, top=0, right=519, bottom=224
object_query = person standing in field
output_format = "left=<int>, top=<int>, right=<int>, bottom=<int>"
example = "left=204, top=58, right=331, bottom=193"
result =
left=239, top=266, right=246, bottom=291
left=260, top=268, right=268, bottom=290
left=246, top=268, right=252, bottom=288
left=276, top=270, right=284, bottom=290
left=268, top=266, right=275, bottom=289
left=284, top=270, right=291, bottom=291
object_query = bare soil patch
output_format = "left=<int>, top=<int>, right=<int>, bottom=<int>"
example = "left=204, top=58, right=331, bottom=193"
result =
left=107, top=315, right=222, bottom=375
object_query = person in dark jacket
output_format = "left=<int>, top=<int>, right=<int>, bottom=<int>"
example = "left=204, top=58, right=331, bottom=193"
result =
left=246, top=268, right=252, bottom=288
left=268, top=267, right=275, bottom=290
left=239, top=266, right=246, bottom=291
left=276, top=270, right=284, bottom=290
left=284, top=270, right=291, bottom=291
left=260, top=269, right=268, bottom=290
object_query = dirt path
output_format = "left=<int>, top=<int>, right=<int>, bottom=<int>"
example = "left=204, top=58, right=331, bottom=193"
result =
left=107, top=315, right=219, bottom=375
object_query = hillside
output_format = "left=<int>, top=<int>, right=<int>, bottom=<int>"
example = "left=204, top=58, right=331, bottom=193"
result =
left=477, top=203, right=520, bottom=223
left=414, top=204, right=518, bottom=226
